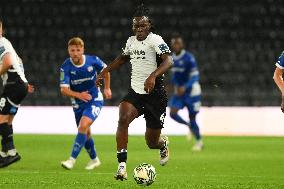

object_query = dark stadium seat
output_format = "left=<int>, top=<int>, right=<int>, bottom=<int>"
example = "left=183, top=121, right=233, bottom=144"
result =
left=1, top=0, right=283, bottom=106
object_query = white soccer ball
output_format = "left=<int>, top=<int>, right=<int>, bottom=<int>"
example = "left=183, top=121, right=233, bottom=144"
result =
left=133, top=163, right=156, bottom=186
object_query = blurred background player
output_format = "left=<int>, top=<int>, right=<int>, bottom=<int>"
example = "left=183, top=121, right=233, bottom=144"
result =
left=60, top=37, right=112, bottom=170
left=0, top=18, right=34, bottom=168
left=169, top=34, right=203, bottom=151
left=273, top=51, right=284, bottom=112
left=96, top=4, right=173, bottom=181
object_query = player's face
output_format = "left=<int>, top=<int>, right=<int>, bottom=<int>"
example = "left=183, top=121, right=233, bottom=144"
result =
left=68, top=45, right=84, bottom=65
left=132, top=16, right=151, bottom=41
left=171, top=38, right=184, bottom=54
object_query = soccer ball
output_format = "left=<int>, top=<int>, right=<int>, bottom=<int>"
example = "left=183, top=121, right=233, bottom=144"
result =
left=133, top=163, right=156, bottom=186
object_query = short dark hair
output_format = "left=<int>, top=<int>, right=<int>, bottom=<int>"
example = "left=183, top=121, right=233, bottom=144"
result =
left=133, top=3, right=149, bottom=18
left=133, top=3, right=156, bottom=32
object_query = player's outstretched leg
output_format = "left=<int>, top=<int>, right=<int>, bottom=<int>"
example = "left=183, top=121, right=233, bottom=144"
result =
left=61, top=132, right=87, bottom=170
left=145, top=128, right=170, bottom=166
left=189, top=114, right=203, bottom=151
left=84, top=136, right=101, bottom=170
left=114, top=101, right=137, bottom=181
left=61, top=116, right=92, bottom=170
left=170, top=108, right=193, bottom=140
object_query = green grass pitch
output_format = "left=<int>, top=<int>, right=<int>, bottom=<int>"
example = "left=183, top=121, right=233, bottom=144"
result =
left=0, top=135, right=284, bottom=189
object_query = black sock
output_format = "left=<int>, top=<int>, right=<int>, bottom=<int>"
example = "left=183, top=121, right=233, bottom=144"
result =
left=0, top=123, right=7, bottom=152
left=117, top=149, right=127, bottom=163
left=0, top=123, right=14, bottom=152
left=8, top=124, right=14, bottom=150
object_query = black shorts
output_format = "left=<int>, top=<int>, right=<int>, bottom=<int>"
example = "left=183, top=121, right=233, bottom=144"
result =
left=122, top=88, right=168, bottom=129
left=0, top=82, right=28, bottom=115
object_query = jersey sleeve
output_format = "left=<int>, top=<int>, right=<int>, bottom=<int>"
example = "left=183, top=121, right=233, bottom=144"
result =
left=0, top=45, right=10, bottom=62
left=187, top=55, right=198, bottom=73
left=93, top=56, right=106, bottom=73
left=150, top=34, right=171, bottom=55
left=60, top=63, right=70, bottom=87
left=276, top=51, right=284, bottom=69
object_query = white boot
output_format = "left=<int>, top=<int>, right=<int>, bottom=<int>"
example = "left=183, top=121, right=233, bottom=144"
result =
left=61, top=157, right=76, bottom=170
left=85, top=157, right=101, bottom=170
left=192, top=140, right=204, bottom=151
left=114, top=162, right=127, bottom=181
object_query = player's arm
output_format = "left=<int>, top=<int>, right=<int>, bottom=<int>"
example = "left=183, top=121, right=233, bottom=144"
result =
left=273, top=53, right=284, bottom=112
left=273, top=67, right=284, bottom=94
left=1, top=53, right=35, bottom=93
left=175, top=74, right=199, bottom=96
left=95, top=55, right=130, bottom=86
left=0, top=53, right=12, bottom=75
left=144, top=53, right=173, bottom=93
left=60, top=66, right=91, bottom=102
left=273, top=67, right=284, bottom=112
left=60, top=86, right=91, bottom=102
left=103, top=72, right=112, bottom=99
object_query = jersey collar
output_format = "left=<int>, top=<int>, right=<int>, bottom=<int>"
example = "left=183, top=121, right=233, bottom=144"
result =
left=70, top=55, right=86, bottom=68
left=173, top=49, right=186, bottom=60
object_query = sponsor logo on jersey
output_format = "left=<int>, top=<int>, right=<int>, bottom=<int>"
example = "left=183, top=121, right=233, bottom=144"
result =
left=71, top=71, right=76, bottom=75
left=71, top=76, right=94, bottom=85
left=129, top=50, right=145, bottom=56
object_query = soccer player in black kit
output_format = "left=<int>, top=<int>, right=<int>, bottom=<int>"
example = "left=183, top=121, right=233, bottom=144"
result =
left=0, top=18, right=34, bottom=168
left=96, top=4, right=173, bottom=180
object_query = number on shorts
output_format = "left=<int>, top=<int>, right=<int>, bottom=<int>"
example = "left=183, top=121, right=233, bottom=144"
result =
left=92, top=106, right=101, bottom=116
left=0, top=98, right=6, bottom=109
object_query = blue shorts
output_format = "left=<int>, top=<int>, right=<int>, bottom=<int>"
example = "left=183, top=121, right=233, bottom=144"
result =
left=169, top=94, right=201, bottom=115
left=73, top=100, right=103, bottom=126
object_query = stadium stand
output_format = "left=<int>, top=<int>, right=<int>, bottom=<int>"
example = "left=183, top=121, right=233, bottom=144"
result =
left=0, top=0, right=283, bottom=106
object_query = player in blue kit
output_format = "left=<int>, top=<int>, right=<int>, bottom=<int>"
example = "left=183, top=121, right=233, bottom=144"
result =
left=60, top=37, right=112, bottom=170
left=169, top=34, right=203, bottom=151
left=273, top=51, right=284, bottom=112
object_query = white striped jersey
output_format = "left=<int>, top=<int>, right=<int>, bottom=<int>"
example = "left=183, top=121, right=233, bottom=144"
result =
left=123, top=32, right=171, bottom=94
left=0, top=37, right=27, bottom=85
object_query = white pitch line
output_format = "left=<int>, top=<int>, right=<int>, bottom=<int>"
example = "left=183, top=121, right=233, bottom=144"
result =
left=0, top=170, right=283, bottom=179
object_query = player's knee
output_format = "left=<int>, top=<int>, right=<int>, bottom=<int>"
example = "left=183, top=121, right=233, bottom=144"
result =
left=118, top=115, right=131, bottom=128
left=78, top=124, right=88, bottom=133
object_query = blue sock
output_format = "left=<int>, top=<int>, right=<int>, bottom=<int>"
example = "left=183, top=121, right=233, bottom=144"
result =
left=71, top=132, right=87, bottom=159
left=85, top=137, right=97, bottom=160
left=189, top=115, right=201, bottom=140
left=170, top=113, right=188, bottom=125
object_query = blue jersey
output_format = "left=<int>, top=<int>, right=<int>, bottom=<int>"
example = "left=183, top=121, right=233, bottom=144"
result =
left=171, top=50, right=200, bottom=92
left=276, top=51, right=284, bottom=69
left=169, top=50, right=201, bottom=113
left=60, top=55, right=106, bottom=106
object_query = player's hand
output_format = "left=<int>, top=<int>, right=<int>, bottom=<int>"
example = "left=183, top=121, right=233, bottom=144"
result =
left=27, top=84, right=34, bottom=93
left=78, top=91, right=92, bottom=102
left=144, top=73, right=156, bottom=93
left=96, top=69, right=108, bottom=87
left=104, top=88, right=112, bottom=99
left=281, top=96, right=284, bottom=113
left=176, top=86, right=186, bottom=96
